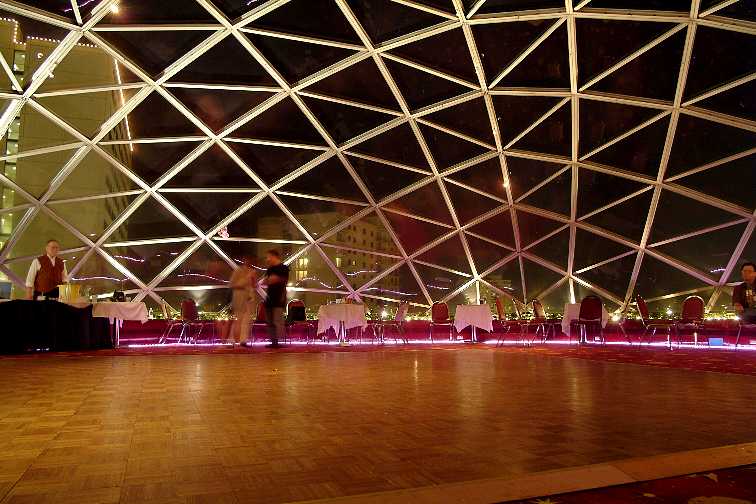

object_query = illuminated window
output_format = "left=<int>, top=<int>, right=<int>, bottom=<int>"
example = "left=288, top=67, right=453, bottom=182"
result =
left=335, top=257, right=342, bottom=267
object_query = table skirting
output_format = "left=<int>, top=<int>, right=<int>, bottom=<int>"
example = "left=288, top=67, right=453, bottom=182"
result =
left=317, top=304, right=368, bottom=335
left=454, top=304, right=494, bottom=333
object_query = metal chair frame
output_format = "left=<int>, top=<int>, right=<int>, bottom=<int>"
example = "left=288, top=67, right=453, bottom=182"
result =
left=428, top=302, right=453, bottom=343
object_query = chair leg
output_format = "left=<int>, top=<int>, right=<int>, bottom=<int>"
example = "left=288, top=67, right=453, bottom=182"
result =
left=735, top=325, right=741, bottom=349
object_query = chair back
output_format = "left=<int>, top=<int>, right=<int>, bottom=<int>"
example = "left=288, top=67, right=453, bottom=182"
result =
left=255, top=302, right=266, bottom=323
left=495, top=297, right=506, bottom=320
left=287, top=299, right=306, bottom=322
left=680, top=295, right=705, bottom=322
left=532, top=299, right=546, bottom=321
left=578, top=295, right=603, bottom=321
left=181, top=299, right=199, bottom=322
left=431, top=302, right=449, bottom=323
left=636, top=294, right=650, bottom=322
left=395, top=302, right=409, bottom=322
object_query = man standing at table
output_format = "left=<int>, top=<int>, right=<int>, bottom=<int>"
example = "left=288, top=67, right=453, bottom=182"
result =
left=25, top=239, right=68, bottom=300
left=733, top=261, right=756, bottom=323
left=262, top=249, right=289, bottom=348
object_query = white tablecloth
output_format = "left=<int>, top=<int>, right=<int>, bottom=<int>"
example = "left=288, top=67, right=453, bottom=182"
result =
left=92, top=302, right=149, bottom=324
left=454, top=304, right=494, bottom=333
left=317, top=304, right=367, bottom=335
left=561, top=303, right=609, bottom=337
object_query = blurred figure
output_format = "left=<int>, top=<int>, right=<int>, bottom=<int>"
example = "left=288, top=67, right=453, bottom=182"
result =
left=733, top=261, right=756, bottom=323
left=229, top=256, right=257, bottom=346
left=26, top=239, right=68, bottom=300
left=262, top=249, right=289, bottom=348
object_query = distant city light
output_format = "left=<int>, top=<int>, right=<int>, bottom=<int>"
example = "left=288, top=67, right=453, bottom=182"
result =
left=110, top=4, right=120, bottom=13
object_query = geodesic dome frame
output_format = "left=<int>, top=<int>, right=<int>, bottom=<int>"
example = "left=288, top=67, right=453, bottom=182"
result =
left=0, top=0, right=753, bottom=315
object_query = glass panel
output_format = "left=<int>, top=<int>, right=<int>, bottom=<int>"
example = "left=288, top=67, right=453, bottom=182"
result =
left=715, top=2, right=756, bottom=21
left=526, top=228, right=569, bottom=269
left=539, top=281, right=571, bottom=316
left=9, top=149, right=78, bottom=198
left=249, top=0, right=360, bottom=44
left=473, top=19, right=554, bottom=86
left=446, top=157, right=507, bottom=200
left=726, top=234, right=755, bottom=283
left=425, top=97, right=494, bottom=145
left=512, top=101, right=571, bottom=158
left=499, top=24, right=570, bottom=89
left=159, top=288, right=231, bottom=316
left=13, top=1, right=82, bottom=19
left=589, top=117, right=669, bottom=178
left=478, top=0, right=564, bottom=12
left=161, top=191, right=252, bottom=232
left=6, top=210, right=84, bottom=259
left=583, top=191, right=653, bottom=243
left=279, top=195, right=363, bottom=238
left=576, top=19, right=675, bottom=88
left=165, top=144, right=258, bottom=188
left=169, top=36, right=276, bottom=87
left=102, top=141, right=202, bottom=185
left=360, top=264, right=425, bottom=305
left=12, top=103, right=79, bottom=153
left=483, top=258, right=522, bottom=301
left=106, top=196, right=192, bottom=243
left=588, top=0, right=690, bottom=9
left=419, top=123, right=490, bottom=169
left=445, top=183, right=501, bottom=225
left=384, top=58, right=469, bottom=111
left=106, top=241, right=191, bottom=284
left=225, top=142, right=324, bottom=186
left=466, top=233, right=509, bottom=273
left=348, top=155, right=430, bottom=201
left=223, top=196, right=306, bottom=241
left=70, top=253, right=137, bottom=295
left=322, top=246, right=400, bottom=290
left=170, top=88, right=272, bottom=133
left=697, top=80, right=755, bottom=123
left=651, top=223, right=748, bottom=280
left=212, top=0, right=257, bottom=20
left=479, top=281, right=515, bottom=318
left=215, top=239, right=305, bottom=271
left=468, top=211, right=515, bottom=248
left=515, top=209, right=563, bottom=247
left=573, top=228, right=633, bottom=271
left=666, top=114, right=756, bottom=178
left=573, top=282, right=619, bottom=312
left=231, top=97, right=324, bottom=145
left=577, top=253, right=637, bottom=300
left=685, top=26, right=756, bottom=100
left=306, top=58, right=399, bottom=110
left=35, top=47, right=142, bottom=92
left=160, top=244, right=233, bottom=287
left=413, top=262, right=468, bottom=302
left=347, top=0, right=444, bottom=43
left=445, top=282, right=477, bottom=317
left=0, top=13, right=70, bottom=83
left=493, top=95, right=562, bottom=147
left=98, top=30, right=211, bottom=77
left=384, top=180, right=453, bottom=224
left=302, top=96, right=395, bottom=145
left=522, top=258, right=563, bottom=301
left=415, top=234, right=471, bottom=274
left=579, top=98, right=661, bottom=156
left=382, top=211, right=450, bottom=254
left=245, top=33, right=356, bottom=84
left=349, top=123, right=428, bottom=169
left=324, top=211, right=400, bottom=255
left=49, top=193, right=138, bottom=240
left=649, top=189, right=741, bottom=243
left=104, top=91, right=204, bottom=140
left=100, top=0, right=217, bottom=23
left=391, top=27, right=477, bottom=83
left=288, top=248, right=344, bottom=291
left=644, top=289, right=714, bottom=318
left=577, top=168, right=650, bottom=218
left=507, top=156, right=566, bottom=200
left=520, top=169, right=571, bottom=216
left=675, top=154, right=755, bottom=211
left=278, top=157, right=364, bottom=201
left=590, top=30, right=686, bottom=101
left=633, top=254, right=709, bottom=300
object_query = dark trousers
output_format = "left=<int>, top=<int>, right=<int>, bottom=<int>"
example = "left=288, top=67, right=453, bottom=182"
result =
left=265, top=305, right=285, bottom=344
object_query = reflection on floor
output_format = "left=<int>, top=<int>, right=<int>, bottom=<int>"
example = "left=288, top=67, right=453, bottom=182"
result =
left=0, top=348, right=754, bottom=503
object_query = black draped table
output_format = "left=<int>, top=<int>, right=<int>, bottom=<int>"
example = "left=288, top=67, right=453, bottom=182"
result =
left=0, top=300, right=112, bottom=353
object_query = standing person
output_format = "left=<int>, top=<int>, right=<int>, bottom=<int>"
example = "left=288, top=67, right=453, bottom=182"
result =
left=229, top=256, right=257, bottom=346
left=262, top=249, right=289, bottom=348
left=25, top=239, right=68, bottom=300
left=733, top=261, right=756, bottom=323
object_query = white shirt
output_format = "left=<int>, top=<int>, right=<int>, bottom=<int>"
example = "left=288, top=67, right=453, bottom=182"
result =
left=25, top=255, right=68, bottom=288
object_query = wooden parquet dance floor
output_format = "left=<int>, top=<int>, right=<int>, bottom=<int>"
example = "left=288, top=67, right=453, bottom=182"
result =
left=0, top=348, right=755, bottom=503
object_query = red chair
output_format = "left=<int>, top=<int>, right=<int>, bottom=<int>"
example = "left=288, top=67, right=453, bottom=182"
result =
left=735, top=321, right=756, bottom=349
left=375, top=302, right=409, bottom=344
left=286, top=299, right=316, bottom=343
left=429, top=302, right=453, bottom=343
left=674, top=295, right=705, bottom=346
left=160, top=299, right=205, bottom=344
left=521, top=299, right=552, bottom=346
left=494, top=297, right=522, bottom=346
left=570, top=295, right=604, bottom=345
left=250, top=302, right=267, bottom=343
left=637, top=294, right=676, bottom=349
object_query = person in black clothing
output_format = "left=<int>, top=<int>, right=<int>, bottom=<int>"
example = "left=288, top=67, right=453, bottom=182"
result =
left=733, top=261, right=756, bottom=323
left=263, top=249, right=289, bottom=347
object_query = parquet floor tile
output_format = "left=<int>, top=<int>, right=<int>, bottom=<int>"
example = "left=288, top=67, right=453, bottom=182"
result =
left=0, top=350, right=754, bottom=503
